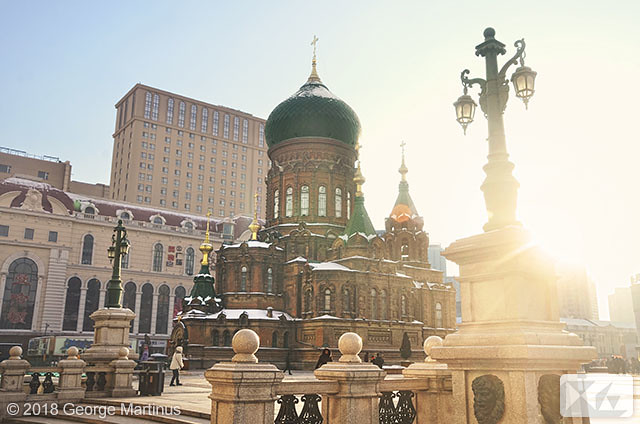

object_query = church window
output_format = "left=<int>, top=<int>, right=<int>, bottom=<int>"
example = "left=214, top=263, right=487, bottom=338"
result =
left=82, top=278, right=101, bottom=331
left=223, top=330, right=231, bottom=346
left=324, top=289, right=331, bottom=311
left=347, top=191, right=351, bottom=218
left=152, top=94, right=159, bottom=121
left=381, top=290, right=388, bottom=320
left=401, top=294, right=407, bottom=318
left=300, top=185, right=309, bottom=216
left=272, top=331, right=278, bottom=348
left=81, top=234, right=94, bottom=265
left=267, top=268, right=273, bottom=294
left=435, top=302, right=443, bottom=328
left=63, top=277, right=82, bottom=331
left=212, top=330, right=220, bottom=346
left=167, top=98, right=174, bottom=124
left=155, top=284, right=170, bottom=334
left=152, top=243, right=163, bottom=272
left=144, top=92, right=152, bottom=119
left=343, top=288, right=351, bottom=312
left=370, top=289, right=377, bottom=319
left=0, top=258, right=39, bottom=330
left=240, top=266, right=248, bottom=291
left=335, top=188, right=342, bottom=218
left=178, top=101, right=186, bottom=128
left=304, top=290, right=312, bottom=313
left=318, top=186, right=327, bottom=217
left=285, top=187, right=293, bottom=217
left=273, top=189, right=279, bottom=218
left=401, top=243, right=410, bottom=262
left=185, top=247, right=195, bottom=276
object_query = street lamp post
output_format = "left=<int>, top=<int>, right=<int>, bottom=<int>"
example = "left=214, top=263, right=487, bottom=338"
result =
left=106, top=219, right=130, bottom=308
left=454, top=27, right=537, bottom=232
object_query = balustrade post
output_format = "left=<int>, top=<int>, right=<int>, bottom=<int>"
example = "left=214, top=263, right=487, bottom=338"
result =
left=110, top=347, right=137, bottom=397
left=402, top=336, right=453, bottom=423
left=0, top=346, right=30, bottom=419
left=205, top=329, right=284, bottom=424
left=58, top=346, right=86, bottom=402
left=314, top=332, right=385, bottom=424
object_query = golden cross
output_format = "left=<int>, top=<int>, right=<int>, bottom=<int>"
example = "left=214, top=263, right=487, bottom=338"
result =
left=311, top=35, right=319, bottom=59
left=254, top=192, right=259, bottom=219
left=205, top=209, right=211, bottom=241
left=400, top=140, right=406, bottom=156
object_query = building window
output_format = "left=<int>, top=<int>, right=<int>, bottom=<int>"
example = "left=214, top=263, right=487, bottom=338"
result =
left=435, top=302, right=443, bottom=328
left=144, top=92, right=152, bottom=119
left=174, top=286, right=186, bottom=318
left=152, top=243, right=163, bottom=272
left=167, top=98, right=174, bottom=124
left=81, top=234, right=94, bottom=265
left=155, top=285, right=170, bottom=334
left=201, top=107, right=208, bottom=133
left=62, top=277, right=81, bottom=331
left=233, top=117, right=240, bottom=141
left=266, top=268, right=273, bottom=293
left=139, top=283, right=154, bottom=334
left=48, top=231, right=58, bottom=242
left=212, top=330, right=220, bottom=346
left=185, top=247, right=195, bottom=276
left=272, top=331, right=278, bottom=348
left=370, top=289, right=377, bottom=320
left=273, top=189, right=279, bottom=219
left=123, top=282, right=136, bottom=332
left=0, top=225, right=8, bottom=237
left=299, top=185, right=310, bottom=216
left=223, top=114, right=230, bottom=138
left=335, top=188, right=342, bottom=218
left=324, top=289, right=331, bottom=311
left=24, top=228, right=34, bottom=240
left=242, top=119, right=248, bottom=143
left=318, top=186, right=327, bottom=217
left=190, top=104, right=197, bottom=130
left=213, top=111, right=219, bottom=136
left=82, top=278, right=101, bottom=331
left=401, top=294, right=407, bottom=317
left=37, top=171, right=49, bottom=180
left=258, top=124, right=264, bottom=147
left=0, top=258, right=39, bottom=330
left=381, top=290, right=388, bottom=320
left=343, top=288, right=351, bottom=313
left=152, top=93, right=159, bottom=121
left=178, top=101, right=186, bottom=127
left=223, top=330, right=231, bottom=346
left=283, top=331, right=289, bottom=348
left=401, top=243, right=409, bottom=261
left=240, top=266, right=248, bottom=292
left=0, top=164, right=11, bottom=173
left=347, top=191, right=351, bottom=218
left=285, top=187, right=293, bottom=217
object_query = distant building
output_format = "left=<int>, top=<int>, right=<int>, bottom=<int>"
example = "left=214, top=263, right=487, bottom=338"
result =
left=561, top=318, right=638, bottom=358
left=445, top=276, right=461, bottom=322
left=608, top=287, right=636, bottom=324
left=428, top=244, right=447, bottom=276
left=556, top=263, right=599, bottom=320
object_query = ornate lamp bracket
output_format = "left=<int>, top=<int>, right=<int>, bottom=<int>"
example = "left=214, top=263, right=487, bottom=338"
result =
left=461, top=69, right=486, bottom=95
left=498, top=39, right=526, bottom=80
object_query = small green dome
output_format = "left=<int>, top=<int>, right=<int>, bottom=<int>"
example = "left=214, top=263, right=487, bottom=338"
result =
left=265, top=78, right=361, bottom=147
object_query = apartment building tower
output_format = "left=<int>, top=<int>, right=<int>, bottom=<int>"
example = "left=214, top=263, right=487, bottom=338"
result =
left=111, top=84, right=268, bottom=218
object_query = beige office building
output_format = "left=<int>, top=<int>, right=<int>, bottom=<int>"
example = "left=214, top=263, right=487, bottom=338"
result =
left=111, top=84, right=268, bottom=219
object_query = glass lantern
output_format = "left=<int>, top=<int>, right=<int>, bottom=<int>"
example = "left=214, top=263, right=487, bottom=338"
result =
left=454, top=93, right=477, bottom=134
left=511, top=65, right=537, bottom=108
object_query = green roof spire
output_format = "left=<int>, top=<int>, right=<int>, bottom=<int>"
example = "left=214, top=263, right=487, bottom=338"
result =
left=344, top=150, right=376, bottom=237
left=189, top=211, right=217, bottom=300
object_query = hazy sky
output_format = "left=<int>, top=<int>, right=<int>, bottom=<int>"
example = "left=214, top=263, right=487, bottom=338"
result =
left=1, top=1, right=639, bottom=319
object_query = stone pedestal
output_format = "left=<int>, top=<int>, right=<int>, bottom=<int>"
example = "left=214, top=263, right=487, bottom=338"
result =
left=0, top=347, right=30, bottom=420
left=57, top=347, right=86, bottom=402
left=205, top=329, right=284, bottom=424
left=314, top=332, right=386, bottom=424
left=82, top=308, right=135, bottom=364
left=110, top=347, right=137, bottom=397
left=431, top=226, right=596, bottom=423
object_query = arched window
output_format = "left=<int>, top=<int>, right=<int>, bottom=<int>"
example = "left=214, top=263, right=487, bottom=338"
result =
left=84, top=206, right=95, bottom=215
left=166, top=98, right=174, bottom=124
left=318, top=186, right=327, bottom=217
left=435, top=302, right=443, bottom=328
left=272, top=331, right=279, bottom=348
left=152, top=243, right=163, bottom=272
left=81, top=234, right=94, bottom=265
left=82, top=279, right=101, bottom=331
left=273, top=189, right=279, bottom=219
left=343, top=288, right=351, bottom=312
left=138, top=283, right=154, bottom=334
left=347, top=191, right=351, bottom=218
left=266, top=268, right=273, bottom=294
left=300, top=185, right=309, bottom=216
left=240, top=266, right=248, bottom=291
left=62, top=277, right=82, bottom=331
left=370, top=289, right=378, bottom=320
left=144, top=92, right=152, bottom=118
left=185, top=247, right=195, bottom=276
left=401, top=294, right=407, bottom=318
left=285, top=187, right=293, bottom=217
left=183, top=221, right=194, bottom=230
left=0, top=258, right=39, bottom=330
left=324, top=289, right=331, bottom=311
left=178, top=101, right=186, bottom=128
left=222, top=330, right=231, bottom=346
left=153, top=216, right=164, bottom=225
left=173, top=286, right=186, bottom=318
left=120, top=211, right=131, bottom=220
left=121, top=249, right=130, bottom=269
left=155, top=285, right=170, bottom=334
left=401, top=243, right=410, bottom=261
left=212, top=330, right=220, bottom=346
left=304, top=290, right=313, bottom=313
left=335, top=188, right=342, bottom=218
left=381, top=290, right=388, bottom=320
left=283, top=331, right=289, bottom=348
left=123, top=282, right=136, bottom=333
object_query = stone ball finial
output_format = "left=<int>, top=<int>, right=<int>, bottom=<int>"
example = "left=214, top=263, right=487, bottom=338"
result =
left=232, top=329, right=260, bottom=363
left=424, top=336, right=443, bottom=362
left=118, top=347, right=129, bottom=359
left=483, top=27, right=496, bottom=39
left=338, top=332, right=362, bottom=363
left=67, top=346, right=79, bottom=359
left=9, top=346, right=22, bottom=359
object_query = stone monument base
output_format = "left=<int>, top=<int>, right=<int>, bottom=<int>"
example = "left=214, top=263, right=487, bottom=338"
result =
left=82, top=308, right=136, bottom=364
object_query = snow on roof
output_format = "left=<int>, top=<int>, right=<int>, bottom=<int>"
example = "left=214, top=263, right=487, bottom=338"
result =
left=311, top=314, right=343, bottom=320
left=222, top=240, right=282, bottom=250
left=285, top=256, right=308, bottom=264
left=308, top=262, right=354, bottom=272
left=294, top=83, right=340, bottom=100
left=4, top=177, right=54, bottom=190
left=182, top=308, right=293, bottom=321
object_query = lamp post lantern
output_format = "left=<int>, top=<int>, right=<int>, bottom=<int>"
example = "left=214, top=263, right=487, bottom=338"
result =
left=105, top=219, right=130, bottom=308
left=454, top=27, right=537, bottom=231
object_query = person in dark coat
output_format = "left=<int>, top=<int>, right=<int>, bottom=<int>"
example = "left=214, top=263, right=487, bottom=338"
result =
left=372, top=353, right=384, bottom=369
left=315, top=348, right=332, bottom=369
left=284, top=349, right=293, bottom=375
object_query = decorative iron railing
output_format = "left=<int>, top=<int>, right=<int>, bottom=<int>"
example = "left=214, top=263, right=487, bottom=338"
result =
left=378, top=377, right=426, bottom=424
left=27, top=367, right=60, bottom=395
left=274, top=379, right=338, bottom=424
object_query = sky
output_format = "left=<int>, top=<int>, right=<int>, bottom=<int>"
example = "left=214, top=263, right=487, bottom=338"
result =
left=1, top=1, right=639, bottom=320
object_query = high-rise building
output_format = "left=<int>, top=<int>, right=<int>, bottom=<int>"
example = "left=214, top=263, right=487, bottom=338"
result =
left=608, top=287, right=636, bottom=324
left=110, top=84, right=268, bottom=218
left=556, top=263, right=599, bottom=320
left=428, top=244, right=447, bottom=276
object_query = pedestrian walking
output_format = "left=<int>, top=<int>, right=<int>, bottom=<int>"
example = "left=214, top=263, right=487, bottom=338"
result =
left=372, top=352, right=385, bottom=369
left=140, top=344, right=149, bottom=361
left=284, top=349, right=293, bottom=375
left=315, top=348, right=332, bottom=369
left=169, top=346, right=184, bottom=386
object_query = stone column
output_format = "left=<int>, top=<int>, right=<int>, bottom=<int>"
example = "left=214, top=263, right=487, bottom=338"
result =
left=314, top=332, right=386, bottom=424
left=110, top=347, right=137, bottom=397
left=150, top=292, right=158, bottom=335
left=205, top=329, right=284, bottom=424
left=0, top=346, right=29, bottom=420
left=133, top=289, right=142, bottom=333
left=98, top=286, right=106, bottom=309
left=57, top=346, right=86, bottom=402
left=77, top=287, right=87, bottom=332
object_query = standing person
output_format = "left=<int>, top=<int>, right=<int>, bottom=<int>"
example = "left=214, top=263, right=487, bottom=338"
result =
left=140, top=344, right=150, bottom=362
left=314, top=348, right=332, bottom=369
left=169, top=346, right=184, bottom=386
left=283, top=349, right=293, bottom=375
left=372, top=353, right=385, bottom=369
left=363, top=351, right=369, bottom=362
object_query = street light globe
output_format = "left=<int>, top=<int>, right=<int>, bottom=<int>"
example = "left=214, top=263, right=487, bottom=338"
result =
left=121, top=238, right=131, bottom=255
left=107, top=245, right=116, bottom=260
left=454, top=93, right=477, bottom=134
left=511, top=65, right=537, bottom=108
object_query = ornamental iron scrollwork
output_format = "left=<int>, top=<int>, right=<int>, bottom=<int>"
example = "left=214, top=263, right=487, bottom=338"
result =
left=299, top=394, right=323, bottom=424
left=275, top=394, right=322, bottom=424
left=379, top=390, right=417, bottom=424
left=472, top=374, right=505, bottom=424
left=275, top=394, right=299, bottom=424
left=29, top=372, right=41, bottom=394
left=379, top=391, right=396, bottom=423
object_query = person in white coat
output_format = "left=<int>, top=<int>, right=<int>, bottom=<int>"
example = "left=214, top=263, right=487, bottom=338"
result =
left=169, top=346, right=184, bottom=386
